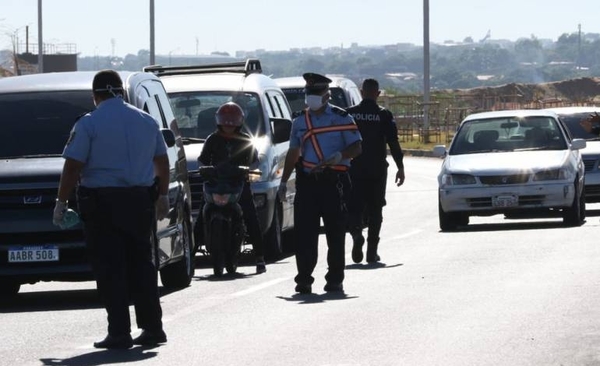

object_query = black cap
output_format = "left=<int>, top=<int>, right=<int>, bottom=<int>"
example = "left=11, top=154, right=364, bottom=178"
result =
left=303, top=73, right=332, bottom=94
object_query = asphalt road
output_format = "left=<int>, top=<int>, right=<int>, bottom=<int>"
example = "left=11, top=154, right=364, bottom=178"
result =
left=3, top=156, right=600, bottom=366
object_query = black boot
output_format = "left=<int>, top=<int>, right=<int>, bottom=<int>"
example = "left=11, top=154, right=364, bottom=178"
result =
left=351, top=230, right=364, bottom=264
left=366, top=237, right=380, bottom=263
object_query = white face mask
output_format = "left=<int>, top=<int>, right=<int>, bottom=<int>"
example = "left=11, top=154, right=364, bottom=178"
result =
left=305, top=94, right=326, bottom=111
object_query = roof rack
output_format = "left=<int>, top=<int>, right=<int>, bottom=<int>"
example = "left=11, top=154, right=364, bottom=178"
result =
left=143, top=58, right=262, bottom=77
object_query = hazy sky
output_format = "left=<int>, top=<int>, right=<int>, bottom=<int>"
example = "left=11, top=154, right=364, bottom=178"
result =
left=0, top=0, right=597, bottom=57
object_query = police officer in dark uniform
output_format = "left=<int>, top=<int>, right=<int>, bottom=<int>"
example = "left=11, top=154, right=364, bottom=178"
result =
left=278, top=73, right=362, bottom=294
left=346, top=78, right=405, bottom=264
left=53, top=70, right=169, bottom=349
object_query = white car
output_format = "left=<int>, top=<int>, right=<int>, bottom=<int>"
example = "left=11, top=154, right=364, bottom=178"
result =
left=433, top=109, right=587, bottom=231
left=545, top=106, right=600, bottom=203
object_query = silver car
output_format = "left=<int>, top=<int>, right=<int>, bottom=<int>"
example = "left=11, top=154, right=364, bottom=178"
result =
left=433, top=109, right=586, bottom=231
left=545, top=106, right=600, bottom=203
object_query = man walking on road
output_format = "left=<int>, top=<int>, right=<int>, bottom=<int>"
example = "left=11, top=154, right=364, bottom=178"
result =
left=346, top=78, right=405, bottom=264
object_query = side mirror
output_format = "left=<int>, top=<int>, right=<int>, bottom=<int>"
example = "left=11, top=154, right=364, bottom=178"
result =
left=271, top=118, right=292, bottom=144
left=161, top=129, right=176, bottom=148
left=571, top=138, right=586, bottom=150
left=432, top=145, right=447, bottom=157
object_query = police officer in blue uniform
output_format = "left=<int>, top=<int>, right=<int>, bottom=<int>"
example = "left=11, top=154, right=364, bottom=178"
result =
left=53, top=70, right=169, bottom=349
left=278, top=73, right=362, bottom=294
left=346, top=78, right=405, bottom=264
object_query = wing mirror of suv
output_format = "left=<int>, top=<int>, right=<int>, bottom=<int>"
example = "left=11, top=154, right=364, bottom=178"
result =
left=271, top=118, right=292, bottom=144
left=161, top=129, right=176, bottom=148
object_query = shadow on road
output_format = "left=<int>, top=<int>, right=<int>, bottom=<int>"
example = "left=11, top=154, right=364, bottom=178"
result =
left=0, top=285, right=182, bottom=314
left=40, top=347, right=158, bottom=366
left=346, top=262, right=403, bottom=270
left=445, top=219, right=577, bottom=233
left=276, top=292, right=359, bottom=304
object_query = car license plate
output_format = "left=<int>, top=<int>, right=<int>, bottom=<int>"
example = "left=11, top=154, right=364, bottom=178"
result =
left=492, top=195, right=518, bottom=208
left=8, top=245, right=59, bottom=263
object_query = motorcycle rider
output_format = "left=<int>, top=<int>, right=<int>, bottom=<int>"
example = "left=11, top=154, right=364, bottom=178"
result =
left=196, top=102, right=266, bottom=274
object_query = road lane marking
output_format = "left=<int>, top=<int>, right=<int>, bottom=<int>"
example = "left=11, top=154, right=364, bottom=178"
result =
left=230, top=277, right=291, bottom=297
left=383, top=229, right=422, bottom=242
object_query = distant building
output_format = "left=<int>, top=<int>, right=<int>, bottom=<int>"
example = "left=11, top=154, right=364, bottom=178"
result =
left=16, top=43, right=78, bottom=74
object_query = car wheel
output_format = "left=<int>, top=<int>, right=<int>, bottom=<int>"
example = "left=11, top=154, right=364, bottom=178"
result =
left=0, top=281, right=20, bottom=297
left=264, top=201, right=283, bottom=261
left=439, top=200, right=465, bottom=231
left=563, top=180, right=584, bottom=227
left=160, top=212, right=194, bottom=289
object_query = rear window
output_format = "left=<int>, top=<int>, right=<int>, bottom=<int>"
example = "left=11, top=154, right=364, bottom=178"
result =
left=558, top=112, right=598, bottom=140
left=282, top=87, right=348, bottom=112
left=0, top=91, right=94, bottom=158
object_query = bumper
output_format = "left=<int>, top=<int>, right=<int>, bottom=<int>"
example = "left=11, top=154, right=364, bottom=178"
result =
left=439, top=182, right=576, bottom=214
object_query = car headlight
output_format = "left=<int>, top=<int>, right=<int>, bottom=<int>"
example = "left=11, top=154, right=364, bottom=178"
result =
left=441, top=173, right=477, bottom=186
left=533, top=168, right=571, bottom=181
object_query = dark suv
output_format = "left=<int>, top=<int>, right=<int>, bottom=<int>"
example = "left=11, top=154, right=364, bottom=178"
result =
left=0, top=71, right=195, bottom=296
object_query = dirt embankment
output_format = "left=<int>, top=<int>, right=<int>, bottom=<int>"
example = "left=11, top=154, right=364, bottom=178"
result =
left=453, top=77, right=600, bottom=105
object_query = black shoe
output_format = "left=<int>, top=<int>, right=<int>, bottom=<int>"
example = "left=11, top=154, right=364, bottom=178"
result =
left=256, top=261, right=266, bottom=274
left=351, top=233, right=365, bottom=264
left=294, top=283, right=312, bottom=294
left=366, top=253, right=381, bottom=263
left=93, top=334, right=133, bottom=349
left=132, top=329, right=167, bottom=346
left=324, top=282, right=344, bottom=292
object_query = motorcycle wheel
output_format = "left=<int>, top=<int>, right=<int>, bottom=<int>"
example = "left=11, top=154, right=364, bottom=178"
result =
left=209, top=219, right=224, bottom=277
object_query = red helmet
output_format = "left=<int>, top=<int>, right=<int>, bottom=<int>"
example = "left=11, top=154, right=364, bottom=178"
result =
left=215, top=102, right=244, bottom=127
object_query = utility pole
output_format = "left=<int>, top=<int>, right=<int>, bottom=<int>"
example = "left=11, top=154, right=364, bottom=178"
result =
left=577, top=23, right=582, bottom=70
left=149, top=0, right=155, bottom=65
left=422, top=0, right=431, bottom=142
left=37, top=0, right=43, bottom=73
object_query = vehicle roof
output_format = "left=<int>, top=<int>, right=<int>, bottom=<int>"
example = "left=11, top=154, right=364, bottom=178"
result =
left=0, top=71, right=150, bottom=93
left=544, top=106, right=600, bottom=115
left=274, top=75, right=358, bottom=90
left=159, top=72, right=280, bottom=93
left=464, top=109, right=559, bottom=121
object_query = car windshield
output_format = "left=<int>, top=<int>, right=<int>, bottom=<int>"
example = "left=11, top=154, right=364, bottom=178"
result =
left=0, top=91, right=94, bottom=158
left=558, top=112, right=600, bottom=140
left=282, top=87, right=348, bottom=112
left=450, top=116, right=568, bottom=155
left=168, top=91, right=264, bottom=139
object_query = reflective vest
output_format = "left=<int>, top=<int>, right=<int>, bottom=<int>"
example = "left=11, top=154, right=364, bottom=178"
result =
left=301, top=109, right=358, bottom=172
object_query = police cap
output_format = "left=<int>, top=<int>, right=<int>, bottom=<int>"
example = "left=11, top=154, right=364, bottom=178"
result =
left=303, top=73, right=332, bottom=95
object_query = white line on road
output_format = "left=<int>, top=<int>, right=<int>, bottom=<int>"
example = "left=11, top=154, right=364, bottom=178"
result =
left=230, top=277, right=291, bottom=297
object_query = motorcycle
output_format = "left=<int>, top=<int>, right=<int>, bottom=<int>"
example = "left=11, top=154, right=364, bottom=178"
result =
left=196, top=163, right=261, bottom=276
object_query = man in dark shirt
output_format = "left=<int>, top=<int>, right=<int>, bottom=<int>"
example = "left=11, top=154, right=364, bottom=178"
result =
left=197, top=102, right=266, bottom=273
left=346, top=78, right=405, bottom=264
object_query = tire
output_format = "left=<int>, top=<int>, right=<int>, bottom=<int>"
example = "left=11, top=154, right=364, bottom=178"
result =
left=160, top=213, right=194, bottom=289
left=563, top=180, right=585, bottom=227
left=264, top=202, right=283, bottom=261
left=439, top=200, right=467, bottom=231
left=209, top=219, right=224, bottom=277
left=0, top=281, right=20, bottom=297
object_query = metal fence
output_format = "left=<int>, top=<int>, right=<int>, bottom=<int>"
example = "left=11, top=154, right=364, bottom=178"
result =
left=379, top=94, right=597, bottom=143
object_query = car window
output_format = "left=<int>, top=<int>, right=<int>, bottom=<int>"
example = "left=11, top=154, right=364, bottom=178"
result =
left=265, top=90, right=291, bottom=120
left=558, top=112, right=599, bottom=140
left=168, top=91, right=264, bottom=138
left=0, top=91, right=94, bottom=158
left=450, top=116, right=567, bottom=155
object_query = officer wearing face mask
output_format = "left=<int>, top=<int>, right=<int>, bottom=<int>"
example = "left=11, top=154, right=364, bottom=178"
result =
left=278, top=73, right=362, bottom=294
left=54, top=70, right=169, bottom=349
